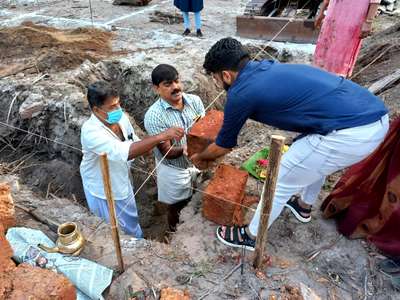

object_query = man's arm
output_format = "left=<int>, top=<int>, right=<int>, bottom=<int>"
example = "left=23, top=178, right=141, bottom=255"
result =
left=190, top=93, right=252, bottom=169
left=157, top=140, right=185, bottom=159
left=191, top=143, right=231, bottom=169
left=314, top=0, right=330, bottom=28
left=128, top=127, right=184, bottom=160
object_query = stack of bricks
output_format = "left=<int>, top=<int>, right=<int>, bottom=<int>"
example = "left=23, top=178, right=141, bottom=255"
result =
left=202, top=164, right=249, bottom=226
left=187, top=109, right=224, bottom=158
left=0, top=183, right=77, bottom=299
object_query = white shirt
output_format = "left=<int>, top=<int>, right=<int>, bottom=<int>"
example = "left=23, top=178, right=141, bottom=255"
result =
left=80, top=113, right=140, bottom=200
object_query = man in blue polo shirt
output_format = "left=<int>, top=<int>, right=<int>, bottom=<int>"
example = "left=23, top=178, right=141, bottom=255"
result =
left=191, top=37, right=389, bottom=251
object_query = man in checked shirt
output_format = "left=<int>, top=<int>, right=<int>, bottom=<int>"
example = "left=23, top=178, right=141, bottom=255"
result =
left=144, top=64, right=205, bottom=231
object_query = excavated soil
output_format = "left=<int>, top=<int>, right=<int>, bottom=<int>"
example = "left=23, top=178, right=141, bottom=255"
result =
left=0, top=22, right=114, bottom=76
left=353, top=23, right=400, bottom=116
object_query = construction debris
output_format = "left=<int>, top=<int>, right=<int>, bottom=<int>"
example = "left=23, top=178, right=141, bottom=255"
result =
left=379, top=0, right=399, bottom=15
left=149, top=10, right=184, bottom=24
left=368, top=68, right=400, bottom=94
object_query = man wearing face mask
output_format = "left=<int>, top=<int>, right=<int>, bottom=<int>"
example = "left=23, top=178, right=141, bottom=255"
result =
left=80, top=81, right=184, bottom=237
left=144, top=64, right=205, bottom=231
left=191, top=38, right=388, bottom=251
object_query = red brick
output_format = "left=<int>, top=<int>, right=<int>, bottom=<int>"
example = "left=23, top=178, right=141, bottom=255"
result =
left=0, top=183, right=16, bottom=231
left=203, top=164, right=248, bottom=225
left=0, top=273, right=13, bottom=300
left=233, top=195, right=259, bottom=226
left=160, top=287, right=190, bottom=300
left=0, top=223, right=13, bottom=259
left=187, top=110, right=224, bottom=158
left=0, top=222, right=16, bottom=299
left=9, top=263, right=76, bottom=300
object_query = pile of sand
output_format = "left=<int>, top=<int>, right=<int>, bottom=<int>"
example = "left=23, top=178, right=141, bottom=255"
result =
left=0, top=22, right=114, bottom=75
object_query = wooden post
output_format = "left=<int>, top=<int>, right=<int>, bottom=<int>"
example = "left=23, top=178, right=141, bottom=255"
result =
left=253, top=135, right=285, bottom=269
left=100, top=153, right=125, bottom=272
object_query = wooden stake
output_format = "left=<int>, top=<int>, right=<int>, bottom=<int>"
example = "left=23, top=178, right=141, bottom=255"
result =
left=253, top=135, right=285, bottom=269
left=100, top=153, right=125, bottom=272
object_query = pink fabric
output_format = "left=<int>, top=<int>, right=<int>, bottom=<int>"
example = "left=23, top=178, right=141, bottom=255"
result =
left=313, top=0, right=371, bottom=77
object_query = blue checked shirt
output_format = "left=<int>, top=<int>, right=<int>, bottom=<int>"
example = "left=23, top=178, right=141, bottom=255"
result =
left=144, top=93, right=205, bottom=169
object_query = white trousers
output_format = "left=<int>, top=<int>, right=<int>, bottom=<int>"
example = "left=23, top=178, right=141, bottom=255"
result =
left=249, top=114, right=389, bottom=236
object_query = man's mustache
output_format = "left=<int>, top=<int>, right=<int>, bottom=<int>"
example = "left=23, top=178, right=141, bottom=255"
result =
left=171, top=89, right=182, bottom=95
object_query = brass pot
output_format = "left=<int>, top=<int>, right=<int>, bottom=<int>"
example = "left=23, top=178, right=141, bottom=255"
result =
left=39, top=222, right=85, bottom=256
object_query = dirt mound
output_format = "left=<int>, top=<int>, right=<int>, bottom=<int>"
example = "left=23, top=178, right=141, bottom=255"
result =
left=353, top=22, right=400, bottom=115
left=149, top=10, right=184, bottom=24
left=353, top=23, right=400, bottom=85
left=0, top=22, right=114, bottom=75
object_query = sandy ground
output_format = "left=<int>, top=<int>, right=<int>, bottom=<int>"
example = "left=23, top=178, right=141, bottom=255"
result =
left=0, top=0, right=399, bottom=299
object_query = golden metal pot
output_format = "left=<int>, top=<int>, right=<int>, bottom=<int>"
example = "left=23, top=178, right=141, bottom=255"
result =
left=39, top=222, right=85, bottom=256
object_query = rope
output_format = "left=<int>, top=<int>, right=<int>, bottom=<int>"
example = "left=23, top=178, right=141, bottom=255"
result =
left=128, top=164, right=260, bottom=214
left=1, top=0, right=312, bottom=239
left=0, top=121, right=84, bottom=153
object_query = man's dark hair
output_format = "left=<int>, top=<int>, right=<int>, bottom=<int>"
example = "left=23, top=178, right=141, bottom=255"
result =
left=151, top=64, right=179, bottom=86
left=86, top=81, right=117, bottom=109
left=203, top=37, right=250, bottom=74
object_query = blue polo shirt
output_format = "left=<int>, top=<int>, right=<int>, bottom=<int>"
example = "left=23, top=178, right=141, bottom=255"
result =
left=216, top=60, right=388, bottom=148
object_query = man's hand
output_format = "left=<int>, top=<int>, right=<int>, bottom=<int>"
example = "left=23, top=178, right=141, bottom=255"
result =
left=314, top=0, right=329, bottom=29
left=314, top=15, right=324, bottom=29
left=160, top=127, right=184, bottom=142
left=360, top=21, right=373, bottom=38
left=182, top=144, right=188, bottom=156
left=190, top=153, right=209, bottom=170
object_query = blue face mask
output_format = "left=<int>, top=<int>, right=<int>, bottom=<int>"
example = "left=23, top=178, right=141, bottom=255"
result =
left=99, top=107, right=123, bottom=124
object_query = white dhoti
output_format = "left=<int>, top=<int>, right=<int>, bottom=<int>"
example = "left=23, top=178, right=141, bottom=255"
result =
left=156, top=162, right=199, bottom=205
